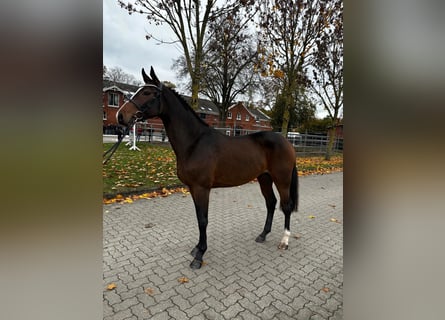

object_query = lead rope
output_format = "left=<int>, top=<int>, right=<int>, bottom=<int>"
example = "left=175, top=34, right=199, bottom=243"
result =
left=103, top=125, right=130, bottom=165
left=103, top=83, right=163, bottom=165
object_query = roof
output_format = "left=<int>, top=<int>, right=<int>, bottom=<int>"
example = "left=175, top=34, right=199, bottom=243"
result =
left=249, top=108, right=271, bottom=121
left=102, top=79, right=269, bottom=120
left=103, top=78, right=220, bottom=115
left=181, top=96, right=220, bottom=115
left=103, top=79, right=139, bottom=92
left=229, top=102, right=270, bottom=121
left=103, top=79, right=140, bottom=98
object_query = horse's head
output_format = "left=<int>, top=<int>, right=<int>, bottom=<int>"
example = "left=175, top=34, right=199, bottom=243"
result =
left=116, top=67, right=163, bottom=127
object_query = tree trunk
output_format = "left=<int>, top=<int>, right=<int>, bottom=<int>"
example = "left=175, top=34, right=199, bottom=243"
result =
left=325, top=127, right=336, bottom=160
left=281, top=106, right=290, bottom=136
left=280, top=85, right=294, bottom=136
left=190, top=77, right=200, bottom=110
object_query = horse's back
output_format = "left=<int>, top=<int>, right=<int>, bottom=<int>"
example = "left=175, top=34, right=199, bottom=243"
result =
left=248, top=131, right=295, bottom=155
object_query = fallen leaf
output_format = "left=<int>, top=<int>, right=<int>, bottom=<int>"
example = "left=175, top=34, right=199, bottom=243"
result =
left=328, top=204, right=336, bottom=208
left=321, top=287, right=330, bottom=293
left=293, top=234, right=302, bottom=239
left=106, top=283, right=117, bottom=290
left=308, top=215, right=316, bottom=219
left=330, top=218, right=341, bottom=223
left=178, top=277, right=189, bottom=284
left=145, top=223, right=155, bottom=228
left=144, top=288, right=155, bottom=295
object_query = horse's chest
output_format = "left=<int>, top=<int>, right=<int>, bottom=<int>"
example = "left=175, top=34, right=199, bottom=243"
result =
left=176, top=159, right=213, bottom=187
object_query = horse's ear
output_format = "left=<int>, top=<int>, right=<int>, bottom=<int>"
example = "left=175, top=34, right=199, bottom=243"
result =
left=150, top=66, right=160, bottom=85
left=142, top=68, right=151, bottom=83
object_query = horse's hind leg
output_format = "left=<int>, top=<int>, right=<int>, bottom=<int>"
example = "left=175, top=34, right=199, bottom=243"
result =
left=276, top=167, right=298, bottom=250
left=275, top=187, right=292, bottom=250
left=255, top=173, right=277, bottom=243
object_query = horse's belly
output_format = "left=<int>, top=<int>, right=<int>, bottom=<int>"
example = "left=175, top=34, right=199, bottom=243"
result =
left=213, top=161, right=265, bottom=187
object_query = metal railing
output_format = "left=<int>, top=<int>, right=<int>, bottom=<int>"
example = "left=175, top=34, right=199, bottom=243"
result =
left=103, top=123, right=343, bottom=155
left=287, top=133, right=343, bottom=155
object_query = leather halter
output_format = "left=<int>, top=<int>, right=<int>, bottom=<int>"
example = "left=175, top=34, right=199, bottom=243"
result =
left=126, top=83, right=163, bottom=120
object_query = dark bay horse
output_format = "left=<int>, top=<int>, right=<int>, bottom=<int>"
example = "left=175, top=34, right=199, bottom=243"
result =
left=116, top=67, right=298, bottom=269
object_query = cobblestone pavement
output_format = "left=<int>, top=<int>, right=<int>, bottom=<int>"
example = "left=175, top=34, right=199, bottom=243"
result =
left=103, top=172, right=343, bottom=319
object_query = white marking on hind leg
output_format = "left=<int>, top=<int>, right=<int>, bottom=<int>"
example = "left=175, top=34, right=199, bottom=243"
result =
left=278, top=229, right=291, bottom=250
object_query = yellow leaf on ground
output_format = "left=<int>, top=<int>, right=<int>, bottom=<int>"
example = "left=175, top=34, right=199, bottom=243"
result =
left=308, top=215, right=316, bottom=219
left=106, top=283, right=117, bottom=290
left=144, top=288, right=155, bottom=295
left=178, top=277, right=189, bottom=284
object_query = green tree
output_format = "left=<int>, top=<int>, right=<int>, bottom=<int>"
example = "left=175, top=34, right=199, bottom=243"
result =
left=270, top=90, right=316, bottom=132
left=299, top=117, right=333, bottom=134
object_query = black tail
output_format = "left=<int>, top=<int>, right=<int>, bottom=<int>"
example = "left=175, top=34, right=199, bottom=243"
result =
left=290, top=166, right=298, bottom=211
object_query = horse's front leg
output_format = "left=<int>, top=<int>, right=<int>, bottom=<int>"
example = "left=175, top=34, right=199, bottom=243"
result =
left=189, top=186, right=210, bottom=269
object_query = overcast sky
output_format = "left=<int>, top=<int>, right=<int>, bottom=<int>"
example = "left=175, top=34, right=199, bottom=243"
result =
left=103, top=0, right=329, bottom=118
left=103, top=0, right=182, bottom=86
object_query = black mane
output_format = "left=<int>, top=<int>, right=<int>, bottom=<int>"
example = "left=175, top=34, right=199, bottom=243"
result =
left=166, top=86, right=210, bottom=127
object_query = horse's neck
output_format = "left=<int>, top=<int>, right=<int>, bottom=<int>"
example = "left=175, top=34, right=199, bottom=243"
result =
left=160, top=90, right=208, bottom=160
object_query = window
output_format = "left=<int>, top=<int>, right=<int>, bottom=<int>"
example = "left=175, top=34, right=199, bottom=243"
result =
left=199, top=113, right=207, bottom=119
left=227, top=112, right=232, bottom=119
left=108, top=92, right=119, bottom=107
left=245, top=114, right=250, bottom=121
left=103, top=111, right=107, bottom=120
left=236, top=113, right=241, bottom=121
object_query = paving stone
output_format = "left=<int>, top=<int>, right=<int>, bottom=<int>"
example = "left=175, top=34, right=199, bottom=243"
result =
left=257, top=304, right=281, bottom=320
left=166, top=306, right=188, bottom=320
left=149, top=311, right=170, bottom=320
left=103, top=173, right=343, bottom=320
left=130, top=303, right=151, bottom=319
left=221, top=303, right=244, bottom=320
left=221, top=291, right=243, bottom=308
left=238, top=310, right=261, bottom=320
left=184, top=301, right=209, bottom=318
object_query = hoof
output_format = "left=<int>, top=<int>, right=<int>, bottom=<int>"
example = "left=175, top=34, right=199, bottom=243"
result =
left=190, top=259, right=202, bottom=269
left=255, top=235, right=266, bottom=243
left=190, top=247, right=199, bottom=258
left=278, top=243, right=289, bottom=250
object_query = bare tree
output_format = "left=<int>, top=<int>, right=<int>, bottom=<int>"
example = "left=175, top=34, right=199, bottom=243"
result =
left=206, top=9, right=259, bottom=123
left=257, top=0, right=325, bottom=135
left=173, top=7, right=258, bottom=122
left=118, top=0, right=254, bottom=110
left=311, top=0, right=343, bottom=160
left=104, top=65, right=142, bottom=85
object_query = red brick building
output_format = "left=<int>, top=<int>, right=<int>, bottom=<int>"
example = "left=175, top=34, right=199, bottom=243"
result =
left=103, top=79, right=271, bottom=135
left=225, top=102, right=272, bottom=135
